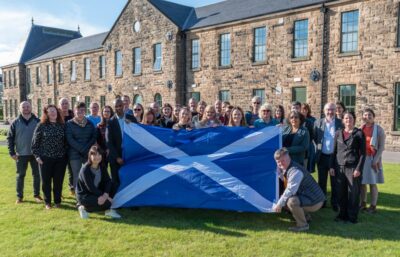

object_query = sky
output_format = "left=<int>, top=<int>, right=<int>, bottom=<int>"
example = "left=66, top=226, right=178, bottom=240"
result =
left=0, top=0, right=223, bottom=71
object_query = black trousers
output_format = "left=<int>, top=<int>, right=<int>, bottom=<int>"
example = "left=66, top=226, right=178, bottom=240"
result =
left=67, top=161, right=74, bottom=190
left=39, top=156, right=67, bottom=205
left=336, top=166, right=361, bottom=222
left=16, top=155, right=40, bottom=198
left=78, top=187, right=115, bottom=212
left=110, top=161, right=121, bottom=192
left=317, top=153, right=338, bottom=207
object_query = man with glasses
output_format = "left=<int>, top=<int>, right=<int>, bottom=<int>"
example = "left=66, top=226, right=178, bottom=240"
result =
left=313, top=102, right=343, bottom=211
left=245, top=96, right=262, bottom=126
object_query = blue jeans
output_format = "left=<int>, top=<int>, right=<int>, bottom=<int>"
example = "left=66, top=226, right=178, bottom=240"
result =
left=16, top=155, right=40, bottom=198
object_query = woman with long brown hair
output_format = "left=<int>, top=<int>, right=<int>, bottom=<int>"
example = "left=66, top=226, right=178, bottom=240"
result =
left=228, top=107, right=247, bottom=127
left=31, top=104, right=67, bottom=209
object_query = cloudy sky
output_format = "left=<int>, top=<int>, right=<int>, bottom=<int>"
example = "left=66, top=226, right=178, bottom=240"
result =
left=0, top=0, right=223, bottom=71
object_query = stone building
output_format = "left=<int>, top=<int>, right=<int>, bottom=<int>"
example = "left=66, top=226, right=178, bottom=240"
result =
left=1, top=0, right=400, bottom=150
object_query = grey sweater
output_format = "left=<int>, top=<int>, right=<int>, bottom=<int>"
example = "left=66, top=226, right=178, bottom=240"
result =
left=7, top=115, right=40, bottom=156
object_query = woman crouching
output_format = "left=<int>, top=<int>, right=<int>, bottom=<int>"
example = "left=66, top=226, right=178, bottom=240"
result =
left=76, top=145, right=121, bottom=219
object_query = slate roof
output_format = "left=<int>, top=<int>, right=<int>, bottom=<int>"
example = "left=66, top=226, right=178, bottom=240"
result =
left=19, top=24, right=82, bottom=63
left=149, top=0, right=332, bottom=30
left=27, top=32, right=108, bottom=63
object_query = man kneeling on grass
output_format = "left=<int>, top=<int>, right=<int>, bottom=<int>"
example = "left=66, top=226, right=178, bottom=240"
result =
left=76, top=145, right=121, bottom=219
left=273, top=148, right=325, bottom=232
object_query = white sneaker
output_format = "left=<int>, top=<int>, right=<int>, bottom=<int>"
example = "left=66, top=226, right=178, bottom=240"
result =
left=105, top=209, right=121, bottom=219
left=78, top=205, right=89, bottom=219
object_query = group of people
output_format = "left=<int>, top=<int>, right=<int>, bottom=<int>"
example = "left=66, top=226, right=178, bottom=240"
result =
left=7, top=95, right=385, bottom=230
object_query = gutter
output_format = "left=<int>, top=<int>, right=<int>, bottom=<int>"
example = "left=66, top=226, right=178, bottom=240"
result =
left=320, top=4, right=328, bottom=116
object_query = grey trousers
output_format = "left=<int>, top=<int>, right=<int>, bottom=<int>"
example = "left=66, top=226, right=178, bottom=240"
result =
left=69, top=159, right=85, bottom=189
left=16, top=155, right=40, bottom=198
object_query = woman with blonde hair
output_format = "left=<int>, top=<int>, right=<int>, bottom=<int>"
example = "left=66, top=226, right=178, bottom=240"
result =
left=254, top=103, right=278, bottom=128
left=192, top=100, right=207, bottom=127
left=196, top=105, right=222, bottom=128
left=172, top=107, right=193, bottom=131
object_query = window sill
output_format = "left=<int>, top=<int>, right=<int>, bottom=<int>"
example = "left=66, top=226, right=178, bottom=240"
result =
left=338, top=51, right=360, bottom=58
left=153, top=70, right=163, bottom=74
left=251, top=61, right=267, bottom=66
left=99, top=78, right=106, bottom=81
left=115, top=75, right=123, bottom=78
left=390, top=131, right=400, bottom=136
left=218, top=65, right=232, bottom=70
left=394, top=48, right=400, bottom=52
left=133, top=73, right=142, bottom=77
left=291, top=56, right=310, bottom=62
left=191, top=68, right=201, bottom=72
left=84, top=80, right=91, bottom=82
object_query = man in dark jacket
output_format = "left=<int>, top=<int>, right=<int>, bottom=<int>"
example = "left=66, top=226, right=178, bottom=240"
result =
left=7, top=101, right=42, bottom=204
left=313, top=102, right=343, bottom=211
left=106, top=99, right=137, bottom=190
left=273, top=148, right=325, bottom=232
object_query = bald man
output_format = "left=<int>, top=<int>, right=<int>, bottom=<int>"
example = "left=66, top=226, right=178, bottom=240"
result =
left=7, top=101, right=42, bottom=204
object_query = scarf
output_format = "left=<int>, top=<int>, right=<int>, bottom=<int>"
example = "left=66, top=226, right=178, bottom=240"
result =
left=72, top=117, right=88, bottom=127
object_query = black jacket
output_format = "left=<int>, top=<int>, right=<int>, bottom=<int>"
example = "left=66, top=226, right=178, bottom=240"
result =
left=76, top=163, right=112, bottom=201
left=159, top=117, right=175, bottom=129
left=330, top=128, right=366, bottom=172
left=106, top=114, right=137, bottom=162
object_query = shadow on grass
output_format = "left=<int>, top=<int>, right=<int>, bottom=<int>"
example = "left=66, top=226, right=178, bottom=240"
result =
left=88, top=191, right=400, bottom=240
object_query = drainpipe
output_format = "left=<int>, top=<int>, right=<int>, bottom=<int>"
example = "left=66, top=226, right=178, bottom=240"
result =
left=320, top=4, right=328, bottom=117
left=52, top=59, right=57, bottom=104
left=181, top=31, right=187, bottom=106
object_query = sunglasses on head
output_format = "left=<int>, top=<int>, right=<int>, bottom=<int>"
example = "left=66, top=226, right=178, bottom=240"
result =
left=290, top=116, right=299, bottom=120
left=253, top=102, right=261, bottom=104
left=262, top=109, right=271, bottom=112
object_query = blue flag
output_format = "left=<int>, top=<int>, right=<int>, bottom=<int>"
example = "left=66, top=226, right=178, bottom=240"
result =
left=112, top=124, right=281, bottom=213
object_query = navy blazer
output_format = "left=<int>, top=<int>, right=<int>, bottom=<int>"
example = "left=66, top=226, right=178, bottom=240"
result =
left=106, top=114, right=137, bottom=162
left=313, top=117, right=343, bottom=162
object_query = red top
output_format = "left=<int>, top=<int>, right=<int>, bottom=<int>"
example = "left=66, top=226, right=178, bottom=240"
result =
left=363, top=125, right=376, bottom=156
left=343, top=130, right=351, bottom=141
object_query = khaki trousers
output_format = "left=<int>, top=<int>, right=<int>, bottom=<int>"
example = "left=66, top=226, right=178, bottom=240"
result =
left=287, top=196, right=324, bottom=226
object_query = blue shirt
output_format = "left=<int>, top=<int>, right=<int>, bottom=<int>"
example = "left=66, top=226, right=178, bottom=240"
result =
left=86, top=115, right=101, bottom=127
left=322, top=119, right=335, bottom=154
left=254, top=118, right=278, bottom=128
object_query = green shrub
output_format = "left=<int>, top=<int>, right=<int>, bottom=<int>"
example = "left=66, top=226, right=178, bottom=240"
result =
left=0, top=128, right=8, bottom=136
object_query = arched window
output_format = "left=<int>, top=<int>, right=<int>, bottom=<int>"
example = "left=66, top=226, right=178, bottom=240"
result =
left=133, top=94, right=143, bottom=104
left=154, top=93, right=162, bottom=106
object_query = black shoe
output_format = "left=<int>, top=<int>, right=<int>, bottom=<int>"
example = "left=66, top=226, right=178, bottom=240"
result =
left=334, top=216, right=347, bottom=222
left=348, top=219, right=358, bottom=224
left=332, top=205, right=339, bottom=212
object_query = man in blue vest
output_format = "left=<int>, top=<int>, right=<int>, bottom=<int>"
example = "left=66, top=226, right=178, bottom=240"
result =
left=273, top=148, right=325, bottom=232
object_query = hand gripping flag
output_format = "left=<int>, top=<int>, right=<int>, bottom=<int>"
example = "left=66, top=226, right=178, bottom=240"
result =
left=112, top=124, right=281, bottom=213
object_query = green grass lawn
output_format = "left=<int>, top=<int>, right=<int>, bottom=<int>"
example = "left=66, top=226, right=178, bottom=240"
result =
left=0, top=135, right=7, bottom=141
left=0, top=146, right=399, bottom=257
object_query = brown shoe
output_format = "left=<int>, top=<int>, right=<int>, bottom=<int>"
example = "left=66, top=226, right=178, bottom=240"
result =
left=15, top=198, right=23, bottom=204
left=360, top=201, right=367, bottom=211
left=70, top=189, right=75, bottom=197
left=367, top=205, right=377, bottom=214
left=34, top=196, right=43, bottom=203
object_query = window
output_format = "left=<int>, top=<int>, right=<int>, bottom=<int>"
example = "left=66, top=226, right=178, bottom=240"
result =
left=254, top=27, right=267, bottom=62
left=154, top=93, right=162, bottom=106
left=339, top=85, right=356, bottom=112
left=293, top=19, right=308, bottom=58
left=253, top=89, right=265, bottom=104
left=219, top=90, right=231, bottom=101
left=99, top=56, right=106, bottom=79
left=36, top=67, right=41, bottom=85
left=46, top=65, right=52, bottom=84
left=85, top=96, right=91, bottom=114
left=190, top=92, right=201, bottom=102
left=9, top=100, right=12, bottom=118
left=394, top=83, right=400, bottom=131
left=71, top=97, right=76, bottom=110
left=84, top=58, right=91, bottom=81
left=220, top=33, right=231, bottom=66
left=13, top=69, right=16, bottom=87
left=100, top=96, right=106, bottom=109
left=133, top=47, right=141, bottom=74
left=14, top=99, right=18, bottom=117
left=153, top=43, right=162, bottom=71
left=4, top=100, right=7, bottom=118
left=191, top=39, right=200, bottom=69
left=292, top=87, right=307, bottom=103
left=133, top=94, right=143, bottom=104
left=8, top=70, right=11, bottom=87
left=37, top=99, right=42, bottom=117
left=26, top=68, right=31, bottom=94
left=3, top=72, right=6, bottom=88
left=48, top=98, right=52, bottom=104
left=58, top=63, right=63, bottom=83
left=71, top=61, right=77, bottom=82
left=341, top=10, right=359, bottom=53
left=115, top=50, right=123, bottom=76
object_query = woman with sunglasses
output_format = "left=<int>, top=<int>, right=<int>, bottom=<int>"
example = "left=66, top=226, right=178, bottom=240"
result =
left=245, top=96, right=261, bottom=126
left=159, top=103, right=175, bottom=128
left=329, top=111, right=366, bottom=224
left=254, top=104, right=278, bottom=128
left=132, top=103, right=144, bottom=123
left=282, top=111, right=310, bottom=166
left=76, top=145, right=121, bottom=219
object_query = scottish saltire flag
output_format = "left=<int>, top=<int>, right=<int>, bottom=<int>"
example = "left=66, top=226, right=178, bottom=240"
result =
left=112, top=124, right=281, bottom=213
